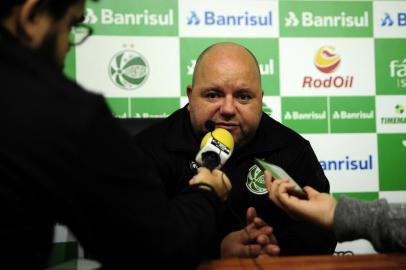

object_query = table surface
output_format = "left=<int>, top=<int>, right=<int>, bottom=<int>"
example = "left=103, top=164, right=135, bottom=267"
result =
left=197, top=253, right=406, bottom=270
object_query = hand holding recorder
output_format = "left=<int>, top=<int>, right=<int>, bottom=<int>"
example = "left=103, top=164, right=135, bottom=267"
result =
left=264, top=171, right=336, bottom=229
left=255, top=159, right=307, bottom=199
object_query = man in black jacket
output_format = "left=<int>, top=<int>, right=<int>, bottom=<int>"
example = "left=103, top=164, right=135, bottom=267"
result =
left=135, top=42, right=337, bottom=257
left=0, top=0, right=233, bottom=269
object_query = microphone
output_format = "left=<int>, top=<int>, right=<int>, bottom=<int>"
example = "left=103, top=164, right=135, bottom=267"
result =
left=195, top=120, right=234, bottom=171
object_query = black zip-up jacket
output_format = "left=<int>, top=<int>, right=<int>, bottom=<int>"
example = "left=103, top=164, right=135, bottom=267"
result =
left=135, top=106, right=337, bottom=256
left=0, top=26, right=224, bottom=270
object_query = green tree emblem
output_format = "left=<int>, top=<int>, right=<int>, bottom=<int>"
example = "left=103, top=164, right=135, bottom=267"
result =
left=109, top=50, right=149, bottom=90
left=246, top=165, right=267, bottom=195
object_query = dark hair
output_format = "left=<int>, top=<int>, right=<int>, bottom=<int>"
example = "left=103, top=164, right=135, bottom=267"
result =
left=0, top=0, right=96, bottom=21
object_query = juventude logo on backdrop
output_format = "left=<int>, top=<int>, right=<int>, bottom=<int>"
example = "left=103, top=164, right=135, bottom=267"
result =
left=109, top=49, right=149, bottom=90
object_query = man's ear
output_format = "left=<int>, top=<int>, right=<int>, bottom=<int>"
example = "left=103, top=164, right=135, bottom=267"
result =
left=186, top=85, right=193, bottom=110
left=186, top=85, right=193, bottom=98
left=18, top=0, right=52, bottom=48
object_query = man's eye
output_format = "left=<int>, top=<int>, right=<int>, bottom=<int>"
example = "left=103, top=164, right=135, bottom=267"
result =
left=236, top=93, right=252, bottom=101
left=205, top=92, right=221, bottom=99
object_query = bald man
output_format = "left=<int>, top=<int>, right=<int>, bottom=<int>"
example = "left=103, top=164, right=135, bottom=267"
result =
left=135, top=42, right=337, bottom=257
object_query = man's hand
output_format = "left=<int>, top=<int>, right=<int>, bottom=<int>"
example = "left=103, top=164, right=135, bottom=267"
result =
left=221, top=207, right=280, bottom=258
left=265, top=171, right=337, bottom=230
left=189, top=167, right=231, bottom=201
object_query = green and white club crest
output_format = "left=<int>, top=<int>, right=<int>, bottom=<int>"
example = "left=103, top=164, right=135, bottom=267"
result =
left=246, top=165, right=268, bottom=195
left=109, top=50, right=149, bottom=90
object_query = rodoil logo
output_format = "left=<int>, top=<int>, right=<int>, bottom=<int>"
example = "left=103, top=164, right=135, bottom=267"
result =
left=303, top=45, right=354, bottom=89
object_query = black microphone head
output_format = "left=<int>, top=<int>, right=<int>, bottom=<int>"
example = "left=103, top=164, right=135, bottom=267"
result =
left=201, top=151, right=220, bottom=171
left=204, top=120, right=215, bottom=132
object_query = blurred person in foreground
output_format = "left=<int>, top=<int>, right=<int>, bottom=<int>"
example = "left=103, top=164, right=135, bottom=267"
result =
left=0, top=0, right=235, bottom=269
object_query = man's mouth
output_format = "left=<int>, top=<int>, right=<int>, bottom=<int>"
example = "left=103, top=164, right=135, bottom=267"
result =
left=215, top=122, right=239, bottom=131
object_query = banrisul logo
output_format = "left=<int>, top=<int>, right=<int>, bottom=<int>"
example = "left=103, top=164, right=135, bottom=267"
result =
left=282, top=97, right=328, bottom=133
left=285, top=11, right=368, bottom=28
left=285, top=12, right=300, bottom=27
left=246, top=165, right=267, bottom=195
left=83, top=1, right=178, bottom=36
left=186, top=10, right=272, bottom=27
left=84, top=8, right=98, bottom=24
left=280, top=2, right=372, bottom=37
left=84, top=8, right=174, bottom=26
left=381, top=12, right=394, bottom=27
left=187, top=11, right=200, bottom=25
left=330, top=96, right=375, bottom=133
left=303, top=46, right=353, bottom=89
left=109, top=49, right=149, bottom=90
left=381, top=104, right=406, bottom=125
left=390, top=58, right=406, bottom=89
left=320, top=155, right=373, bottom=171
left=381, top=12, right=406, bottom=27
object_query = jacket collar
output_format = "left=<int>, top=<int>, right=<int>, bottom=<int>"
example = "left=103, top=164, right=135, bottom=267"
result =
left=164, top=106, right=292, bottom=158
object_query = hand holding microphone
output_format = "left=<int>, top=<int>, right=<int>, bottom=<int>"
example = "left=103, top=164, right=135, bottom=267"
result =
left=189, top=167, right=231, bottom=201
left=190, top=120, right=234, bottom=201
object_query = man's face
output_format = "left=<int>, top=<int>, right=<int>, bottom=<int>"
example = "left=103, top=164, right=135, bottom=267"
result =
left=35, top=1, right=85, bottom=68
left=187, top=44, right=263, bottom=147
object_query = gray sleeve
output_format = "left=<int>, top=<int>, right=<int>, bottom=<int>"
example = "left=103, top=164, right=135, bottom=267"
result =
left=333, top=196, right=406, bottom=252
